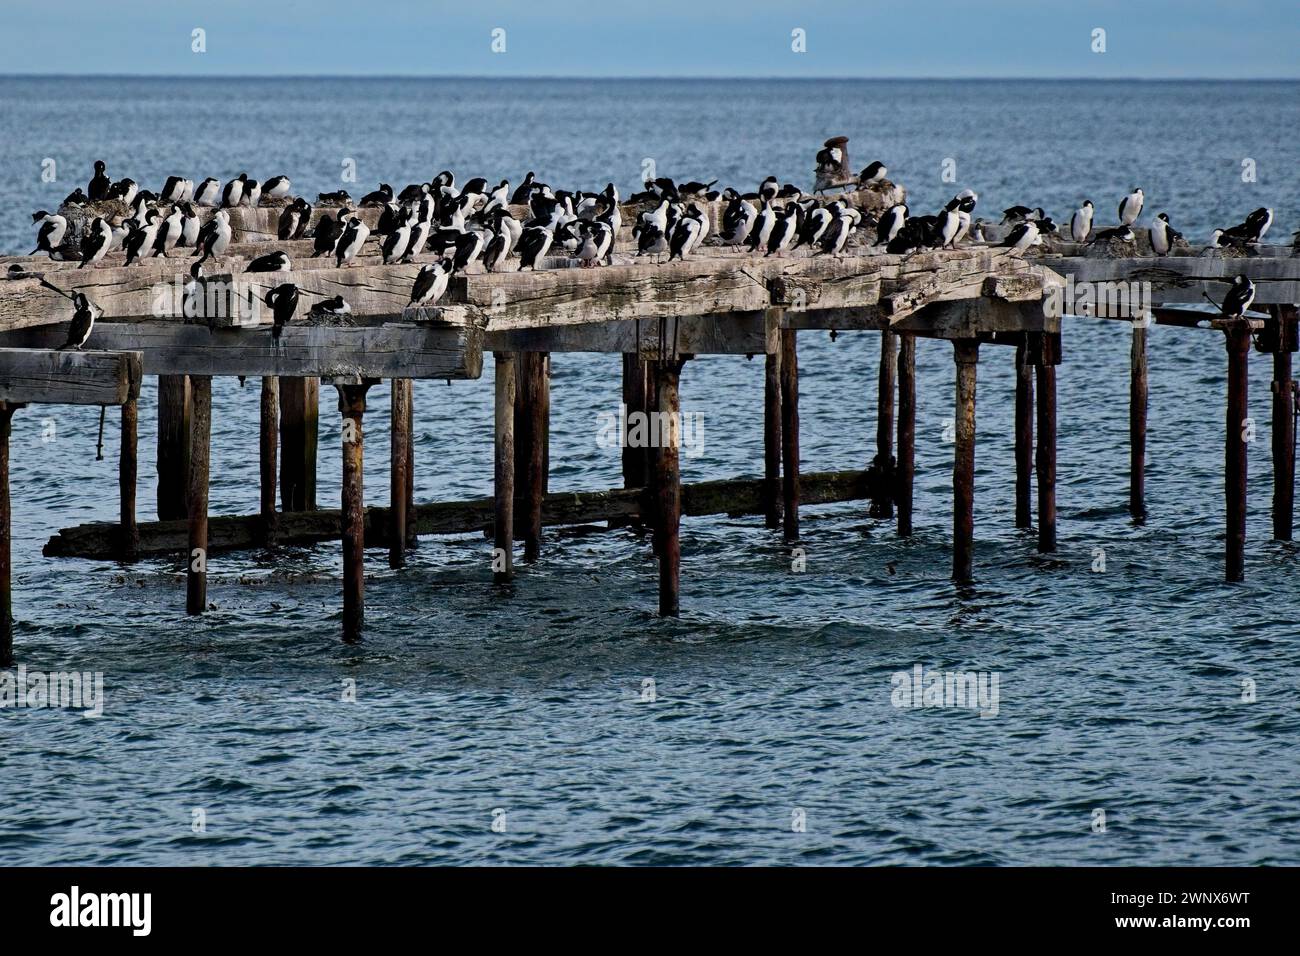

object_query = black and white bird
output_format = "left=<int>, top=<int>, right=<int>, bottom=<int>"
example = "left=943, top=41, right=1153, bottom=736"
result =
left=60, top=292, right=101, bottom=350
left=858, top=161, right=887, bottom=185
left=1089, top=224, right=1136, bottom=246
left=1000, top=221, right=1040, bottom=255
left=817, top=205, right=855, bottom=256
left=30, top=211, right=68, bottom=257
left=108, top=178, right=139, bottom=206
left=177, top=202, right=201, bottom=247
left=311, top=213, right=342, bottom=257
left=263, top=175, right=292, bottom=200
left=451, top=228, right=488, bottom=272
left=1219, top=275, right=1256, bottom=317
left=309, top=295, right=351, bottom=319
left=359, top=183, right=394, bottom=207
left=334, top=213, right=371, bottom=267
left=242, top=178, right=263, bottom=208
left=246, top=250, right=291, bottom=272
left=1118, top=188, right=1144, bottom=226
left=160, top=176, right=191, bottom=204
left=278, top=197, right=311, bottom=240
left=193, top=178, right=221, bottom=207
left=404, top=216, right=432, bottom=262
left=795, top=202, right=835, bottom=250
left=952, top=189, right=978, bottom=243
left=748, top=200, right=777, bottom=253
left=88, top=160, right=111, bottom=202
left=62, top=188, right=88, bottom=206
left=381, top=210, right=415, bottom=265
left=876, top=203, right=908, bottom=246
left=1244, top=207, right=1274, bottom=243
left=222, top=173, right=249, bottom=209
left=577, top=219, right=614, bottom=266
left=123, top=211, right=161, bottom=266
left=516, top=225, right=554, bottom=272
left=664, top=207, right=702, bottom=262
left=264, top=283, right=299, bottom=341
left=720, top=195, right=757, bottom=246
left=759, top=176, right=779, bottom=202
left=409, top=260, right=453, bottom=306
left=765, top=203, right=801, bottom=257
left=1149, top=213, right=1183, bottom=256
left=151, top=205, right=184, bottom=257
left=1070, top=200, right=1094, bottom=242
left=181, top=261, right=205, bottom=320
left=936, top=197, right=962, bottom=249
left=1001, top=205, right=1041, bottom=225
left=193, top=209, right=232, bottom=265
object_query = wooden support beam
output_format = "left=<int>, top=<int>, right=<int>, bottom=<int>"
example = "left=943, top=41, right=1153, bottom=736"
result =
left=2, top=321, right=482, bottom=380
left=186, top=376, right=212, bottom=615
left=493, top=352, right=517, bottom=583
left=1130, top=320, right=1149, bottom=522
left=780, top=329, right=800, bottom=543
left=1225, top=321, right=1251, bottom=582
left=870, top=330, right=897, bottom=519
left=1014, top=337, right=1034, bottom=529
left=118, top=395, right=138, bottom=560
left=259, top=377, right=279, bottom=544
left=0, top=348, right=142, bottom=405
left=896, top=333, right=916, bottom=536
left=389, top=379, right=412, bottom=568
left=337, top=381, right=372, bottom=640
left=46, top=469, right=875, bottom=559
left=764, top=348, right=783, bottom=529
left=156, top=375, right=190, bottom=521
left=280, top=377, right=318, bottom=512
left=653, top=358, right=685, bottom=616
left=1269, top=306, right=1298, bottom=541
left=405, top=382, right=416, bottom=548
left=952, top=339, right=979, bottom=583
left=515, top=353, right=549, bottom=562
left=0, top=403, right=14, bottom=666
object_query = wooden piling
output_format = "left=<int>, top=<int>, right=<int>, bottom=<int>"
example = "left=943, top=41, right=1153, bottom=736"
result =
left=780, top=329, right=800, bottom=543
left=118, top=395, right=138, bottom=560
left=156, top=374, right=190, bottom=521
left=896, top=333, right=916, bottom=536
left=763, top=349, right=783, bottom=529
left=1269, top=306, right=1297, bottom=541
left=1014, top=338, right=1034, bottom=530
left=186, top=376, right=212, bottom=615
left=1035, top=354, right=1058, bottom=555
left=337, top=381, right=371, bottom=640
left=952, top=339, right=979, bottom=583
left=389, top=379, right=412, bottom=569
left=871, top=330, right=897, bottom=519
left=259, top=376, right=279, bottom=544
left=1225, top=321, right=1251, bottom=582
left=622, top=354, right=651, bottom=490
left=653, top=359, right=685, bottom=616
left=1130, top=321, right=1149, bottom=522
left=493, top=352, right=517, bottom=584
left=0, top=404, right=14, bottom=666
left=280, top=377, right=318, bottom=512
left=516, top=352, right=549, bottom=562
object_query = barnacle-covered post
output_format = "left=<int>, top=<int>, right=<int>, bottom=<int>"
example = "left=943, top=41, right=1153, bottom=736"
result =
left=1030, top=331, right=1060, bottom=553
left=870, top=330, right=897, bottom=519
left=896, top=333, right=916, bottom=536
left=952, top=339, right=979, bottom=582
left=1267, top=305, right=1298, bottom=540
left=186, top=376, right=212, bottom=615
left=337, top=379, right=373, bottom=640
left=1224, top=319, right=1251, bottom=581
left=493, top=352, right=517, bottom=584
left=1015, top=337, right=1034, bottom=529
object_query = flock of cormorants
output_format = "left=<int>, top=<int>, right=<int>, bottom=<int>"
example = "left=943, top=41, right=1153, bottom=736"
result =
left=21, top=157, right=1297, bottom=349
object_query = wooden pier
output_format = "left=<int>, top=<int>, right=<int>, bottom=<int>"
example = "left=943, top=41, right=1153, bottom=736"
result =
left=1, top=184, right=1297, bottom=657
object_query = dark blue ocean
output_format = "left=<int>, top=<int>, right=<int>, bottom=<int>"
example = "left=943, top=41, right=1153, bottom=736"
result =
left=1, top=78, right=1298, bottom=865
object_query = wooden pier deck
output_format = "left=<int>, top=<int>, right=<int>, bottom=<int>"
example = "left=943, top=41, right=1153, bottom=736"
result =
left=1, top=184, right=1297, bottom=659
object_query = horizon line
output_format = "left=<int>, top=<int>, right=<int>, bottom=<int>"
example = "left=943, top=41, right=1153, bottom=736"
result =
left=1, top=72, right=1298, bottom=82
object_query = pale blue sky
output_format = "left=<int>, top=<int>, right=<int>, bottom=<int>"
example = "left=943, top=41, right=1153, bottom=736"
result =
left=3, top=0, right=1298, bottom=78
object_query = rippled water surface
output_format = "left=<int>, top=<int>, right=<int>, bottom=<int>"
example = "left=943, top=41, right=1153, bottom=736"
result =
left=1, top=78, right=1299, bottom=865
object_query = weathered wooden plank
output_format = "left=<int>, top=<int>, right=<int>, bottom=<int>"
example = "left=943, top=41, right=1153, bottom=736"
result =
left=1, top=322, right=480, bottom=380
left=44, top=469, right=873, bottom=559
left=484, top=312, right=773, bottom=355
left=0, top=348, right=142, bottom=405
